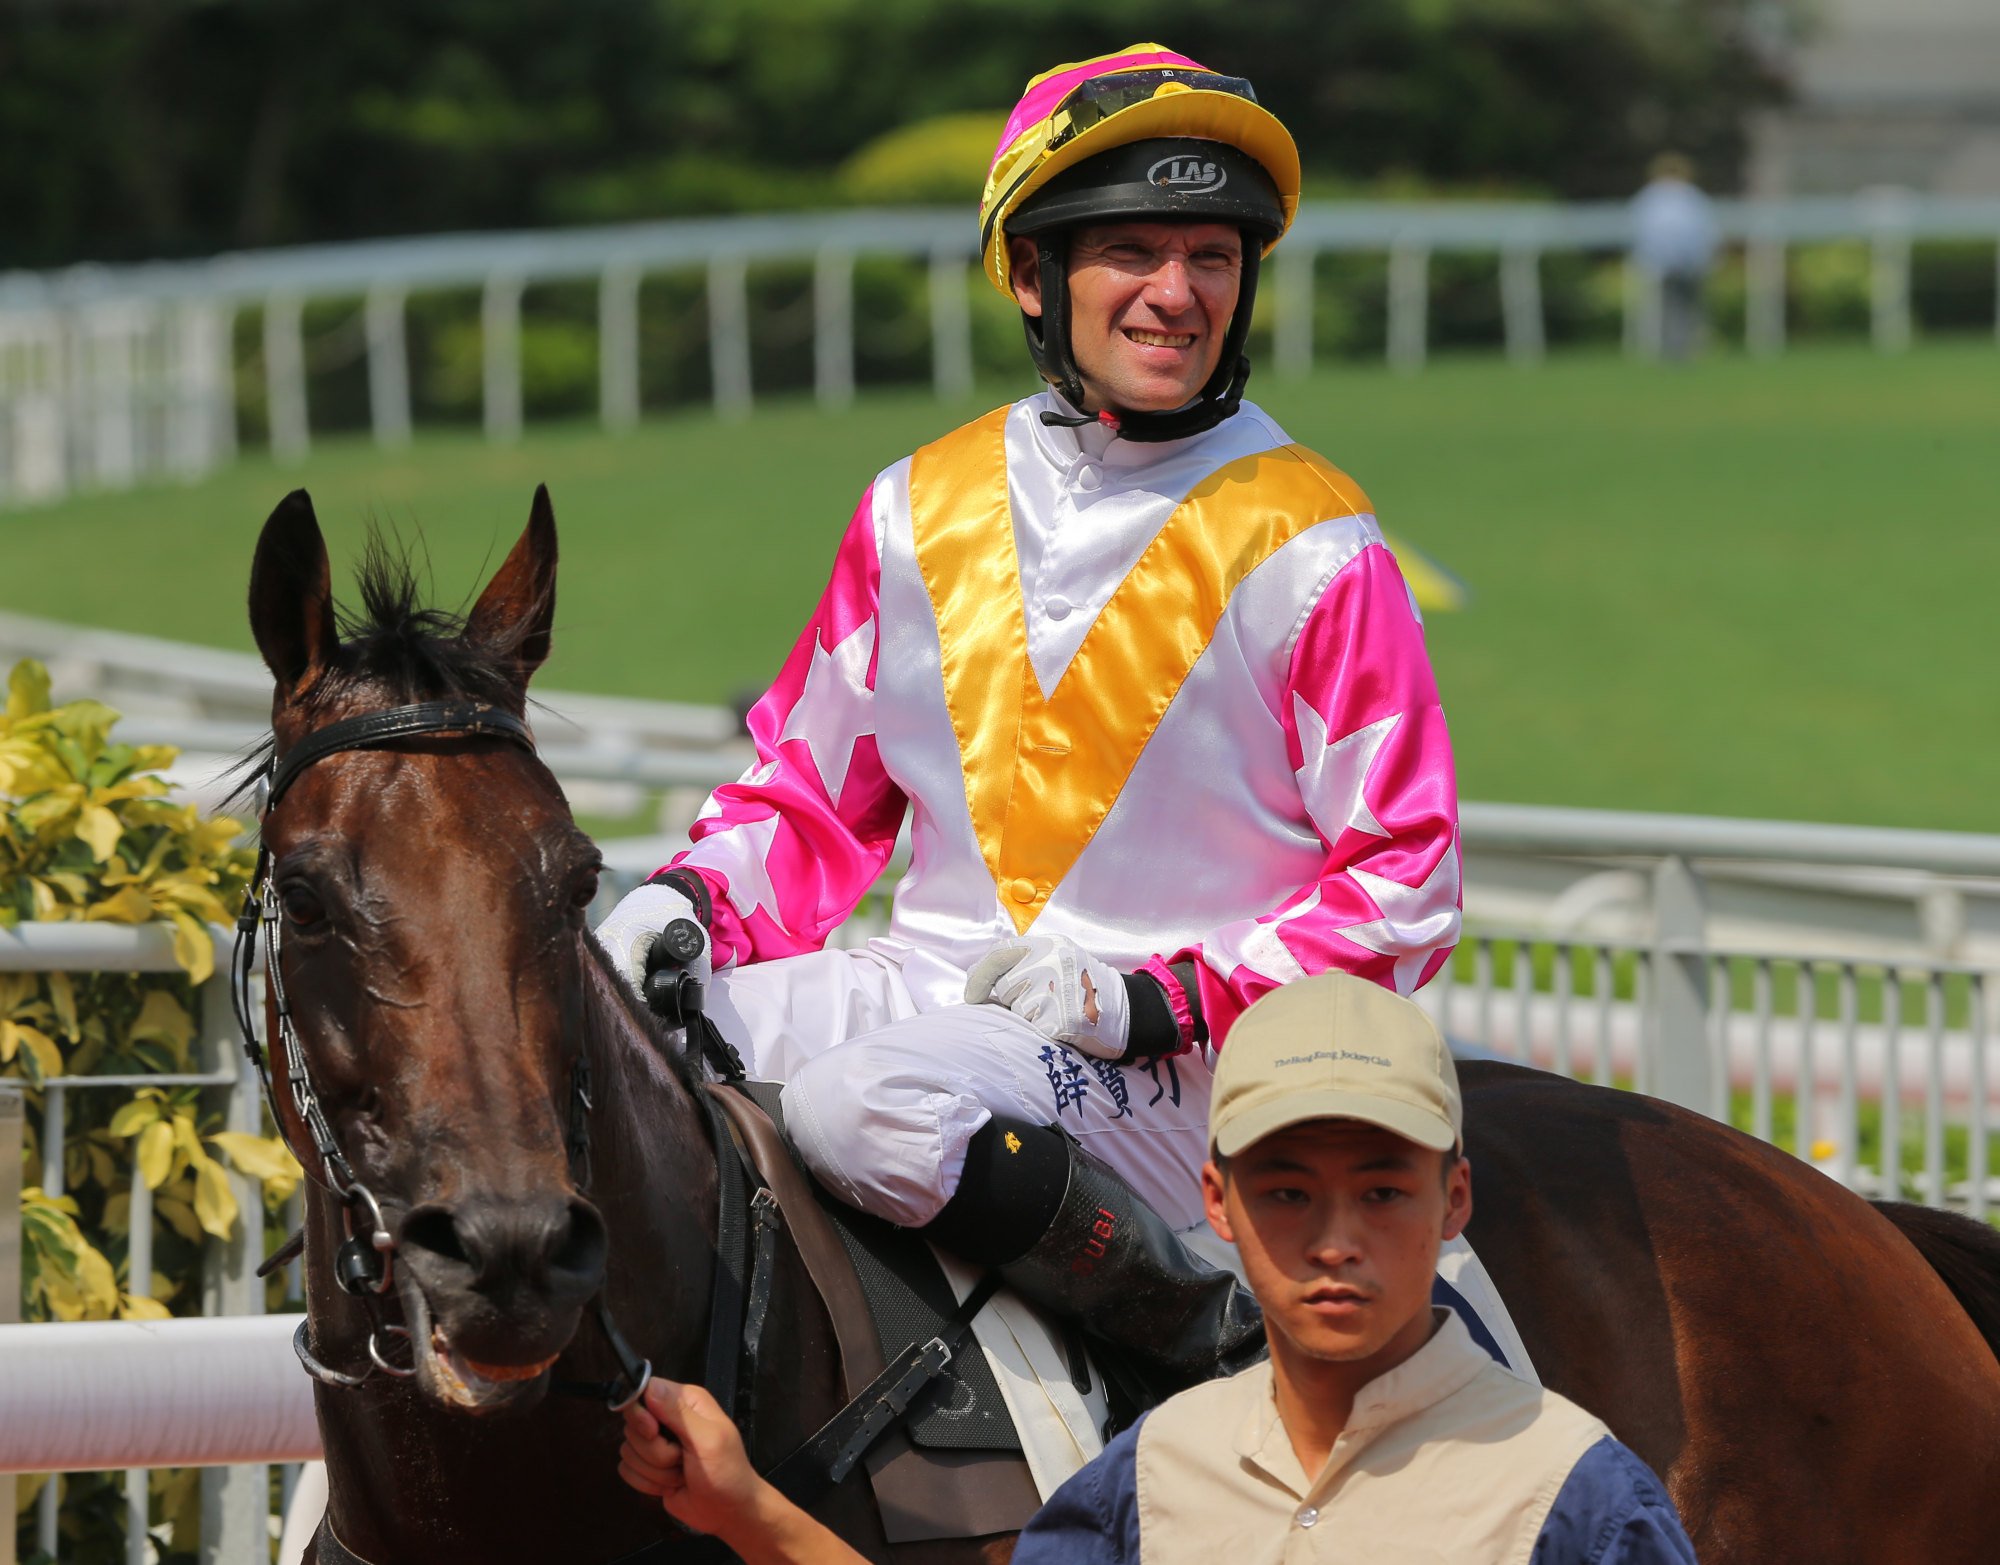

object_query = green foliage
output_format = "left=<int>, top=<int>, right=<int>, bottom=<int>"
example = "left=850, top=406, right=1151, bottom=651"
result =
left=2, top=658, right=296, bottom=1305
left=840, top=112, right=1006, bottom=206
left=0, top=0, right=1799, bottom=268
left=5, top=660, right=295, bottom=1558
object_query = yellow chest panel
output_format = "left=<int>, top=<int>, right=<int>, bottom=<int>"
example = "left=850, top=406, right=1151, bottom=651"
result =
left=907, top=409, right=1372, bottom=933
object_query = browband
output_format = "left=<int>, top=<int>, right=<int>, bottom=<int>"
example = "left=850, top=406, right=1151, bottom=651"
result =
left=265, top=701, right=536, bottom=811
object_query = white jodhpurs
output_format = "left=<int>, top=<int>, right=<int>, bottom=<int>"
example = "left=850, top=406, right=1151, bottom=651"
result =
left=706, top=947, right=1217, bottom=1231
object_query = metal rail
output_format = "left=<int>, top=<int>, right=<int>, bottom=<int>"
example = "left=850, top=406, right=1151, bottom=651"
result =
left=5, top=190, right=1998, bottom=503
left=0, top=926, right=271, bottom=1565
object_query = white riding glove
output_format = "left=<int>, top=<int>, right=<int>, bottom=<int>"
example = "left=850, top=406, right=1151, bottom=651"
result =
left=593, top=879, right=711, bottom=998
left=964, top=933, right=1130, bottom=1061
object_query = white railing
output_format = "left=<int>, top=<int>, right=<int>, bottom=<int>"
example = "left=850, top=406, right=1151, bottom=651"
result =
left=0, top=925, right=280, bottom=1565
left=4, top=191, right=1998, bottom=502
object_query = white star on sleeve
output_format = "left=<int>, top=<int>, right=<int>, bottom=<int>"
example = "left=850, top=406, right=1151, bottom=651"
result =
left=1339, top=848, right=1462, bottom=994
left=1231, top=887, right=1323, bottom=985
left=695, top=760, right=779, bottom=824
left=684, top=812, right=791, bottom=936
left=777, top=620, right=876, bottom=807
left=1292, top=695, right=1399, bottom=841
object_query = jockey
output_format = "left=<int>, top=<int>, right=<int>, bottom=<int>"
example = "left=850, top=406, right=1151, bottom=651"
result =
left=597, top=43, right=1461, bottom=1392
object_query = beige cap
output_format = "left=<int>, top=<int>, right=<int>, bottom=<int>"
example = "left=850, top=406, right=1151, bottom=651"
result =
left=1209, top=973, right=1461, bottom=1158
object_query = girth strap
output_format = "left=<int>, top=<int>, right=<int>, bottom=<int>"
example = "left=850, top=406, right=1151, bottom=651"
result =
left=764, top=1271, right=1004, bottom=1511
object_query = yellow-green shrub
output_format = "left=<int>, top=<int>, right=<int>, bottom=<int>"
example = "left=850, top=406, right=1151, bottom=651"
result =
left=3, top=657, right=299, bottom=1330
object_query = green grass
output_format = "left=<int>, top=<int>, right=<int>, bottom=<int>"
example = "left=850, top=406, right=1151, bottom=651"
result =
left=5, top=340, right=1998, bottom=829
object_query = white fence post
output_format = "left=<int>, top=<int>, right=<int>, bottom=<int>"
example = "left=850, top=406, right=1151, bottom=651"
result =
left=707, top=255, right=752, bottom=420
left=5, top=310, right=70, bottom=504
left=482, top=273, right=525, bottom=444
left=168, top=301, right=233, bottom=479
left=1624, top=261, right=1663, bottom=359
left=1273, top=243, right=1316, bottom=379
left=83, top=302, right=142, bottom=489
left=1746, top=235, right=1786, bottom=357
left=599, top=262, right=642, bottom=432
left=1870, top=225, right=1913, bottom=355
left=0, top=1084, right=19, bottom=1565
left=813, top=247, right=855, bottom=410
left=264, top=293, right=310, bottom=462
left=1387, top=240, right=1429, bottom=373
left=35, top=1081, right=62, bottom=1557
left=125, top=1155, right=153, bottom=1565
left=1650, top=855, right=1716, bottom=1116
left=365, top=284, right=412, bottom=449
left=1500, top=245, right=1545, bottom=365
left=201, top=959, right=267, bottom=1565
left=927, top=248, right=973, bottom=403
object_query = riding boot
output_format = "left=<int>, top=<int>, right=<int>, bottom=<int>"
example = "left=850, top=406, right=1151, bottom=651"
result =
left=923, top=1115, right=1266, bottom=1399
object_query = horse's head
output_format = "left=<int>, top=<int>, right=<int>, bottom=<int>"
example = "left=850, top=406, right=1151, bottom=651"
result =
left=248, top=486, right=610, bottom=1414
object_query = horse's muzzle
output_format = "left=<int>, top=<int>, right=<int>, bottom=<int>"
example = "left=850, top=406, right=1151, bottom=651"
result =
left=395, top=1192, right=608, bottom=1411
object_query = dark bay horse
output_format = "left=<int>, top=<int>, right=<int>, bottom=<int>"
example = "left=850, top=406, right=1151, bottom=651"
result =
left=247, top=487, right=2000, bottom=1563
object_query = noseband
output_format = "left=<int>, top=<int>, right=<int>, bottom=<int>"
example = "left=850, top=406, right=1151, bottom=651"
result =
left=231, top=699, right=650, bottom=1404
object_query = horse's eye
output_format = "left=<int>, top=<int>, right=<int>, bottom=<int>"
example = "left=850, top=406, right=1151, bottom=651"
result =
left=281, top=885, right=325, bottom=927
left=570, top=870, right=600, bottom=912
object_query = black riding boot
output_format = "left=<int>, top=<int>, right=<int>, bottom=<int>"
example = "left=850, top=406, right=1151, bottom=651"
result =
left=924, top=1115, right=1266, bottom=1398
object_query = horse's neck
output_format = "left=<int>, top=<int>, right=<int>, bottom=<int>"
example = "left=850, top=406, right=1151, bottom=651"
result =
left=578, top=952, right=722, bottom=1379
left=308, top=951, right=720, bottom=1562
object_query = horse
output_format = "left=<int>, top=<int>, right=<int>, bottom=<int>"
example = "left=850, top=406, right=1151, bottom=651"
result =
left=245, top=485, right=2000, bottom=1563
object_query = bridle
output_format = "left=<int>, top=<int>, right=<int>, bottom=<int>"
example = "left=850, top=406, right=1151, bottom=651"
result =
left=231, top=698, right=652, bottom=1406
left=235, top=695, right=997, bottom=1563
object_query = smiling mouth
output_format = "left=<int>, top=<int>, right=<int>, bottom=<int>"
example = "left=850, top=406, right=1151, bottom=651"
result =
left=1125, top=328, right=1195, bottom=348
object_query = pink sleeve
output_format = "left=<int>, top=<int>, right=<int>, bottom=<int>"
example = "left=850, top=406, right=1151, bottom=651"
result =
left=1163, top=541, right=1461, bottom=1046
left=660, top=488, right=906, bottom=968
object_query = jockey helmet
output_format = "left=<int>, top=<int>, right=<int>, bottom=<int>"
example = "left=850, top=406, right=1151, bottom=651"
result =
left=979, top=44, right=1301, bottom=440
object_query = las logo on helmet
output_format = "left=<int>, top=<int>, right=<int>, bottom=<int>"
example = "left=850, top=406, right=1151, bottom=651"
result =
left=1149, top=155, right=1226, bottom=193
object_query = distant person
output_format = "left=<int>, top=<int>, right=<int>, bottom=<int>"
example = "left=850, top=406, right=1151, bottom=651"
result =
left=594, top=42, right=1461, bottom=1394
left=617, top=974, right=1698, bottom=1564
left=1631, top=153, right=1718, bottom=361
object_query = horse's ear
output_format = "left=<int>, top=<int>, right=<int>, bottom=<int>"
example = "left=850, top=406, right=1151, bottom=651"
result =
left=465, top=483, right=558, bottom=688
left=248, top=489, right=339, bottom=704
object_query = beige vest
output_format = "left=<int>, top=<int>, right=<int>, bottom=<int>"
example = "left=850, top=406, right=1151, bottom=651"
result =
left=1136, top=1312, right=1607, bottom=1565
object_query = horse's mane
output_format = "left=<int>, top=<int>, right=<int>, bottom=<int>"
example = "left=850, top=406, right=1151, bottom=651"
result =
left=228, top=528, right=542, bottom=806
left=325, top=530, right=531, bottom=710
left=580, top=929, right=705, bottom=1100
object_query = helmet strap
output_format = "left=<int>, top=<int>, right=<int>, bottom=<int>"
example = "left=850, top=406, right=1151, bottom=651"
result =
left=1023, top=240, right=1263, bottom=444
left=1022, top=234, right=1090, bottom=412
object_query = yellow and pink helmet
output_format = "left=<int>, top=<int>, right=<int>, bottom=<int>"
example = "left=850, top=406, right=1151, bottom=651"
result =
left=979, top=44, right=1301, bottom=296
left=978, top=45, right=1302, bottom=438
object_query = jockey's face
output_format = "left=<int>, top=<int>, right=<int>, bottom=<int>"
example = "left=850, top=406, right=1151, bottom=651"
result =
left=1010, top=220, right=1243, bottom=415
left=1203, top=1119, right=1470, bottom=1379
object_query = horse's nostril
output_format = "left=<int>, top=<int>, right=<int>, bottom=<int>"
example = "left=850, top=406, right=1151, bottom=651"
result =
left=401, top=1205, right=473, bottom=1270
left=550, top=1200, right=608, bottom=1284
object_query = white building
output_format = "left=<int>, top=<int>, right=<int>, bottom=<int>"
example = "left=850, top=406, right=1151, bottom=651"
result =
left=1750, top=0, right=2000, bottom=194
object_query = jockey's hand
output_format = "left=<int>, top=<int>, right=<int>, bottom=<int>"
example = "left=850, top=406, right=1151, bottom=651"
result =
left=965, top=933, right=1130, bottom=1060
left=594, top=879, right=711, bottom=998
left=619, top=1379, right=862, bottom=1564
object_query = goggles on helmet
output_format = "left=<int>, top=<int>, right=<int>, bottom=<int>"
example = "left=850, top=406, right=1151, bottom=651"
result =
left=1044, top=68, right=1260, bottom=154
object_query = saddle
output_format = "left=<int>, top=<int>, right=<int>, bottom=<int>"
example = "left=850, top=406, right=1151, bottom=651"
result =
left=709, top=1080, right=1068, bottom=1544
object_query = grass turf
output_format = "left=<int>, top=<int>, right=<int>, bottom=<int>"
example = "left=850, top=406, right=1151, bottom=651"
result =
left=3, top=340, right=1995, bottom=830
